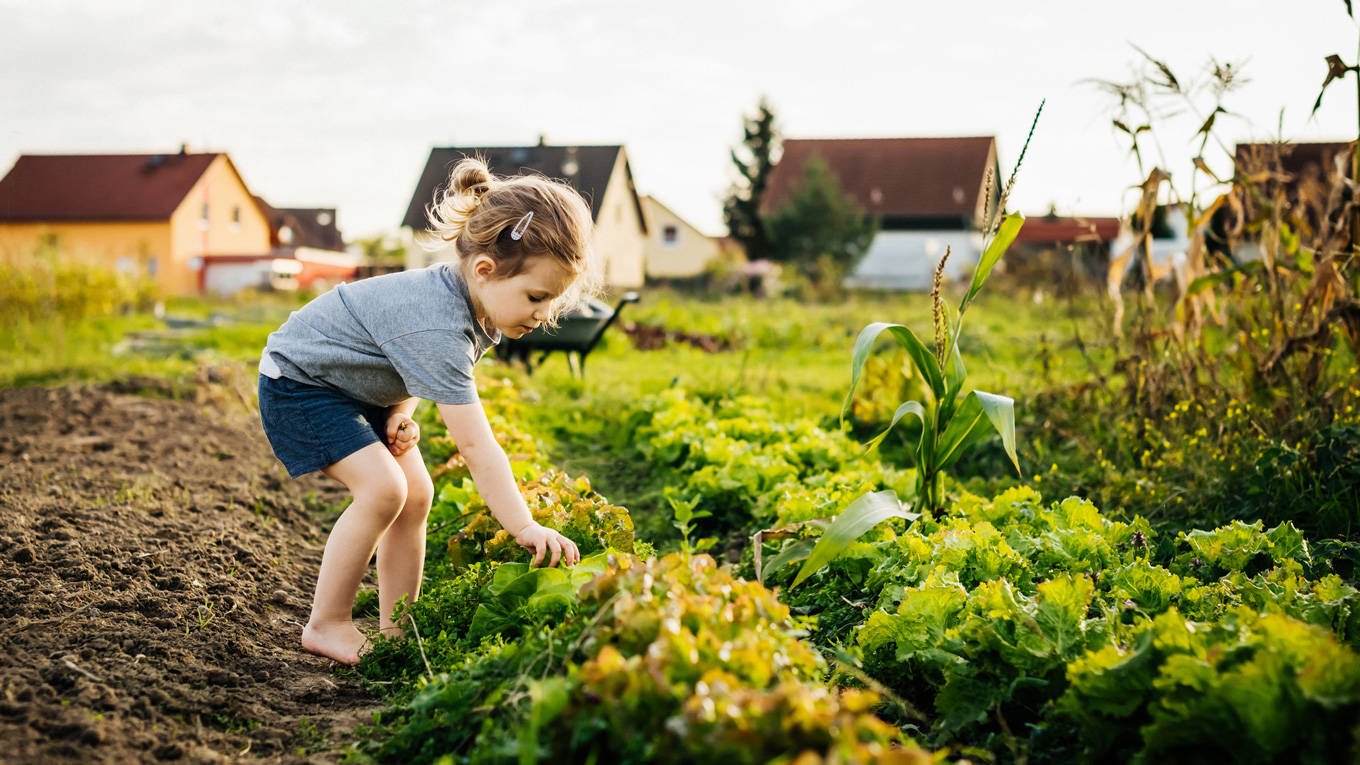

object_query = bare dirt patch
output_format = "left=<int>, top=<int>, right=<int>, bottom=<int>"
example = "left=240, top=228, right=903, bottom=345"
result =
left=0, top=382, right=379, bottom=763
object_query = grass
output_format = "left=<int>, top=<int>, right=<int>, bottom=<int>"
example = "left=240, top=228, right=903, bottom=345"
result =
left=0, top=291, right=307, bottom=389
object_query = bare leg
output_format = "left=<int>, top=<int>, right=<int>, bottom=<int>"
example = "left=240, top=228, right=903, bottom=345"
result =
left=301, top=442, right=406, bottom=665
left=376, top=445, right=434, bottom=638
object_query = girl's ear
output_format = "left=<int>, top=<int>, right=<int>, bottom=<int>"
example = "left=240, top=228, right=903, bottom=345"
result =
left=470, top=254, right=497, bottom=281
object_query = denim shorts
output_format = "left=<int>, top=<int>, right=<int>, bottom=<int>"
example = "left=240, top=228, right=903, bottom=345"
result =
left=257, top=374, right=389, bottom=478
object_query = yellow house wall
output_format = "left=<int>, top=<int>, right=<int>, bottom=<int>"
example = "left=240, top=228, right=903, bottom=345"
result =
left=642, top=197, right=720, bottom=278
left=590, top=150, right=646, bottom=289
left=0, top=154, right=272, bottom=296
left=0, top=222, right=172, bottom=281
left=167, top=155, right=272, bottom=295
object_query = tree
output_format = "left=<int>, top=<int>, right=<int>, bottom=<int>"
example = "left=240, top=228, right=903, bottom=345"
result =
left=765, top=156, right=877, bottom=284
left=722, top=97, right=779, bottom=262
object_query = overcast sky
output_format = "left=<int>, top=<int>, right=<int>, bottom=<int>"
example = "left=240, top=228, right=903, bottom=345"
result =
left=3, top=0, right=1357, bottom=239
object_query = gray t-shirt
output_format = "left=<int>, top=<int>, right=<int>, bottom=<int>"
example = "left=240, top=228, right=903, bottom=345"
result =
left=258, top=264, right=500, bottom=406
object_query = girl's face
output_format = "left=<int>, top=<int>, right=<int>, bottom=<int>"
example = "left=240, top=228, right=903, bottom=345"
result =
left=468, top=254, right=576, bottom=338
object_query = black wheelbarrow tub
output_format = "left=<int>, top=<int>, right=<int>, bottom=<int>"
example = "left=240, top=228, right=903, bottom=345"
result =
left=496, top=292, right=638, bottom=375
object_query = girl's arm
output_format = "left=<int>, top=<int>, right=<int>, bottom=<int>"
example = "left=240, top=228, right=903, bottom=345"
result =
left=436, top=401, right=579, bottom=567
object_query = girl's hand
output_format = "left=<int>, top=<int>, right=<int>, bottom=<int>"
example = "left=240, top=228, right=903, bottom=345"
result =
left=385, top=413, right=419, bottom=457
left=513, top=522, right=580, bottom=567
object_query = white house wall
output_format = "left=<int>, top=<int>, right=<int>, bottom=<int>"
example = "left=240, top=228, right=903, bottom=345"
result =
left=845, top=230, right=983, bottom=291
left=591, top=151, right=646, bottom=289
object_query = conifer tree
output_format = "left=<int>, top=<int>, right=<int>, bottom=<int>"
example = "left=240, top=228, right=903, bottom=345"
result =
left=722, top=97, right=779, bottom=262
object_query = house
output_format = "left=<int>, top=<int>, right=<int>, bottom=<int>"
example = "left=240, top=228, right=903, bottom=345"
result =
left=401, top=139, right=647, bottom=289
left=0, top=149, right=272, bottom=295
left=641, top=195, right=722, bottom=280
left=1009, top=211, right=1121, bottom=293
left=197, top=200, right=358, bottom=295
left=759, top=136, right=1000, bottom=290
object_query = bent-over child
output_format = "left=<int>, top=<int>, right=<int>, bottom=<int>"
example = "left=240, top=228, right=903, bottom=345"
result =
left=257, top=158, right=592, bottom=665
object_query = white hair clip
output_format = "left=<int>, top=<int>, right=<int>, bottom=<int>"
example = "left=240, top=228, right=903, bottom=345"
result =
left=510, top=211, right=534, bottom=241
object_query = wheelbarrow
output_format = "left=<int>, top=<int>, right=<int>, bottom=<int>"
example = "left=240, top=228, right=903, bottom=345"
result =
left=497, top=292, right=639, bottom=377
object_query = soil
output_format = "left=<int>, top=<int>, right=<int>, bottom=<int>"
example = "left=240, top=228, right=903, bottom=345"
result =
left=0, top=376, right=382, bottom=763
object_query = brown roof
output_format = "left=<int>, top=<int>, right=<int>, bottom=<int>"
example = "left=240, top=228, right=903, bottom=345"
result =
left=0, top=152, right=219, bottom=221
left=1016, top=215, right=1121, bottom=244
left=402, top=143, right=645, bottom=232
left=760, top=137, right=997, bottom=221
left=254, top=197, right=345, bottom=251
left=1234, top=141, right=1351, bottom=181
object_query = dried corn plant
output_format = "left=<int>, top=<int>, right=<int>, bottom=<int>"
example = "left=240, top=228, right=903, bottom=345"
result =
left=1093, top=36, right=1360, bottom=427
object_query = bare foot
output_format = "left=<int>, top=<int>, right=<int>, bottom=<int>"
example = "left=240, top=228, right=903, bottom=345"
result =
left=301, top=620, right=367, bottom=665
left=379, top=623, right=406, bottom=641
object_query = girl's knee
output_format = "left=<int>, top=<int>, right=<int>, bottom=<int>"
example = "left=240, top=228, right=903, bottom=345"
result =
left=404, top=472, right=434, bottom=517
left=355, top=471, right=408, bottom=520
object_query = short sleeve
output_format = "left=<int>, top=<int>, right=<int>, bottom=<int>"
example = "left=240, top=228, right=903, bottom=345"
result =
left=381, top=329, right=481, bottom=404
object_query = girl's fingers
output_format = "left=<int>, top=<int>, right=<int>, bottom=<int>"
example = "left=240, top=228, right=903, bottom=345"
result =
left=547, top=537, right=562, bottom=567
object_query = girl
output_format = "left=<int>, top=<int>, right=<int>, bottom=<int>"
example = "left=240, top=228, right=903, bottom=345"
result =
left=257, top=158, right=591, bottom=665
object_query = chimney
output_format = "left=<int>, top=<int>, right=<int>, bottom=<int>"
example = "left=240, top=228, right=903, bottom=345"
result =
left=537, top=134, right=547, bottom=147
left=179, top=143, right=188, bottom=155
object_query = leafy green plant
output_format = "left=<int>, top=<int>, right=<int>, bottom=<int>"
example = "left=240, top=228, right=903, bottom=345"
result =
left=667, top=489, right=715, bottom=555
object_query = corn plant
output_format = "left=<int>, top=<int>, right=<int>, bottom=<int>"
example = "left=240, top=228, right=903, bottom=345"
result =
left=840, top=214, right=1025, bottom=514
left=787, top=105, right=1041, bottom=589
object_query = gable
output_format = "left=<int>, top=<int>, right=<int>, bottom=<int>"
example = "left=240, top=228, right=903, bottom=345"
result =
left=254, top=197, right=345, bottom=250
left=760, top=137, right=996, bottom=222
left=0, top=153, right=219, bottom=222
left=401, top=144, right=631, bottom=230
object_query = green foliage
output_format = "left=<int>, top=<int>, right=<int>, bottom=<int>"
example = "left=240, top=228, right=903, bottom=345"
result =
left=620, top=387, right=913, bottom=542
left=0, top=242, right=158, bottom=325
left=793, top=490, right=915, bottom=588
left=764, top=155, right=877, bottom=284
left=360, top=376, right=934, bottom=764
left=752, top=486, right=1360, bottom=759
left=1062, top=609, right=1360, bottom=762
left=843, top=214, right=1025, bottom=513
left=367, top=553, right=929, bottom=764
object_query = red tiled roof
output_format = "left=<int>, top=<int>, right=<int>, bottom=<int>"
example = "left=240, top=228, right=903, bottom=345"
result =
left=760, top=137, right=997, bottom=219
left=0, top=152, right=218, bottom=222
left=1015, top=215, right=1121, bottom=243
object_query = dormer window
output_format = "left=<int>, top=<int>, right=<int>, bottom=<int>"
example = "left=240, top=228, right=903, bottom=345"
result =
left=279, top=226, right=294, bottom=245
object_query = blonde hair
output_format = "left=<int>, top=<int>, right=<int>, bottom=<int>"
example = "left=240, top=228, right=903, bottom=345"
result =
left=423, top=156, right=600, bottom=324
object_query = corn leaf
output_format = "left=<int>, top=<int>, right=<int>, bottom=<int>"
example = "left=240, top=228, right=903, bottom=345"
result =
left=961, top=214, right=1025, bottom=312
left=792, top=490, right=914, bottom=588
left=756, top=539, right=815, bottom=585
left=865, top=399, right=927, bottom=451
left=936, top=390, right=1019, bottom=475
left=843, top=323, right=944, bottom=425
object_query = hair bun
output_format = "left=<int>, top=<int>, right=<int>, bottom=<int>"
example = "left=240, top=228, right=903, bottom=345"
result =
left=450, top=157, right=493, bottom=201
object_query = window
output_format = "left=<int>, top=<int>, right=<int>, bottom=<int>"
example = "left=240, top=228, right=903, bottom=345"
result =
left=146, top=257, right=158, bottom=277
left=662, top=224, right=680, bottom=249
left=230, top=206, right=241, bottom=233
left=199, top=202, right=210, bottom=231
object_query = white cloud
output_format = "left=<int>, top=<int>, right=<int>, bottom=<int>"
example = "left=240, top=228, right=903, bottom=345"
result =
left=2, top=0, right=1357, bottom=237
